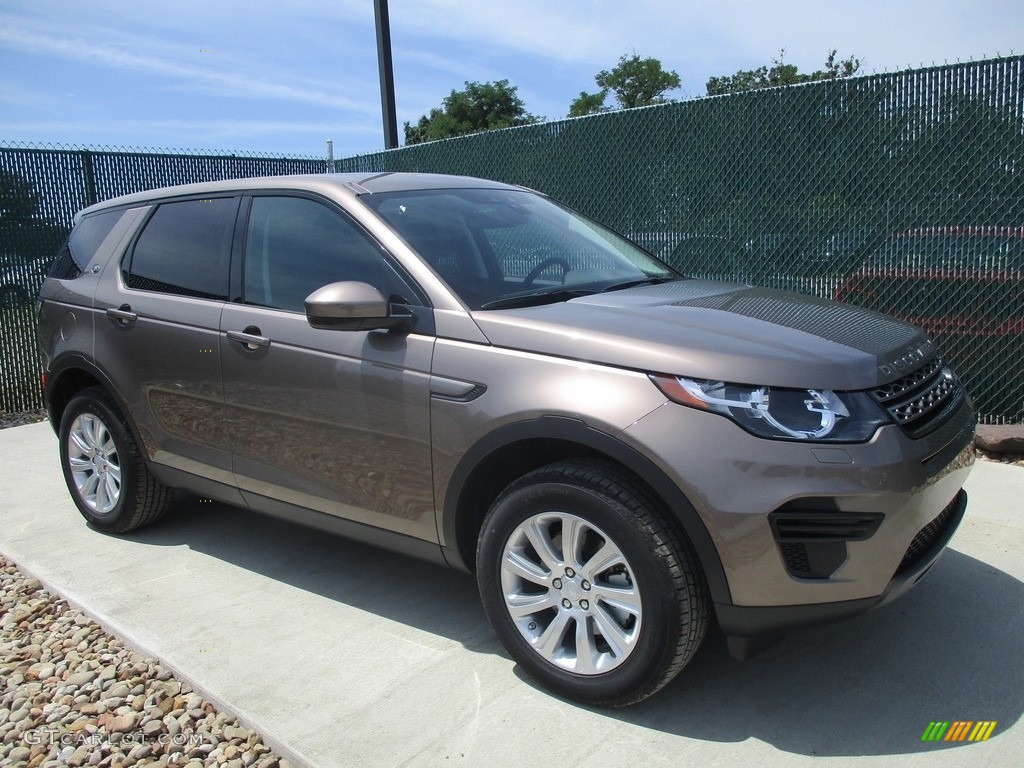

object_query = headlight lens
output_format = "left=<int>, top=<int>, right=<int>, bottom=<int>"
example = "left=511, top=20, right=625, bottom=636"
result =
left=651, top=375, right=889, bottom=442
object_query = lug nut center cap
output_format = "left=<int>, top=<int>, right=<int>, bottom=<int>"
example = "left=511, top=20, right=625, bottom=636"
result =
left=562, top=580, right=582, bottom=601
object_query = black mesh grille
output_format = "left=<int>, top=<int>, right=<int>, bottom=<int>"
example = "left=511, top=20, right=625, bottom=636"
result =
left=872, top=358, right=965, bottom=438
left=895, top=496, right=960, bottom=577
left=780, top=543, right=812, bottom=577
left=873, top=357, right=943, bottom=402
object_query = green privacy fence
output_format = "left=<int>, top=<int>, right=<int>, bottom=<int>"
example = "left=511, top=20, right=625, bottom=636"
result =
left=340, top=55, right=1024, bottom=425
left=2, top=54, right=1022, bottom=422
left=0, top=147, right=327, bottom=412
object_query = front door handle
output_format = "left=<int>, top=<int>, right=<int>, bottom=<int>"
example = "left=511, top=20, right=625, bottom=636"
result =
left=227, top=327, right=271, bottom=351
left=106, top=304, right=137, bottom=324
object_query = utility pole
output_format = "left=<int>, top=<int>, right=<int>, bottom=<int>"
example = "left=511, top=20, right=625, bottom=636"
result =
left=374, top=0, right=399, bottom=149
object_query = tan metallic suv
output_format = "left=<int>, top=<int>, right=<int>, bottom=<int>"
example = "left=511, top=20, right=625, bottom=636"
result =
left=36, top=173, right=976, bottom=706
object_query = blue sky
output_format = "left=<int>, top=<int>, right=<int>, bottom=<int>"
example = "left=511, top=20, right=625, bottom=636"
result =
left=1, top=0, right=1022, bottom=160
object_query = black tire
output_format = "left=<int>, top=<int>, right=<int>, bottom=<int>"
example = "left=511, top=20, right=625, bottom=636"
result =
left=476, top=459, right=709, bottom=706
left=59, top=387, right=174, bottom=532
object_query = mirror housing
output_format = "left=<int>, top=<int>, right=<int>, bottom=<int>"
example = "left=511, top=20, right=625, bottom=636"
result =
left=304, top=281, right=411, bottom=332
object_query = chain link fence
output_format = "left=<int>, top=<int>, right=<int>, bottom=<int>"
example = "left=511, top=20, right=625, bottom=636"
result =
left=2, top=54, right=1022, bottom=422
left=0, top=146, right=327, bottom=412
left=341, top=55, right=1024, bottom=424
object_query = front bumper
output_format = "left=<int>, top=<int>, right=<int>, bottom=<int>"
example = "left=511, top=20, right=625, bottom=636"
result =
left=622, top=395, right=975, bottom=642
left=716, top=488, right=967, bottom=657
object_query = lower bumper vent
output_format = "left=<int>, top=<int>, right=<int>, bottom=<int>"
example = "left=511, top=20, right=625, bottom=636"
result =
left=770, top=509, right=884, bottom=579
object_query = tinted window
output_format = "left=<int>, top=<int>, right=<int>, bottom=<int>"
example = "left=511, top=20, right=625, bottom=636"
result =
left=244, top=196, right=409, bottom=312
left=51, top=208, right=126, bottom=279
left=361, top=188, right=675, bottom=310
left=127, top=198, right=236, bottom=299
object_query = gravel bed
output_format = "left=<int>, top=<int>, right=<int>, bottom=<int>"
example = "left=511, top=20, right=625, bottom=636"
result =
left=0, top=556, right=293, bottom=768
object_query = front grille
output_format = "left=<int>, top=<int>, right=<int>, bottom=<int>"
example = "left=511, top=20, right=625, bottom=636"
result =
left=894, top=495, right=960, bottom=577
left=872, top=357, right=964, bottom=438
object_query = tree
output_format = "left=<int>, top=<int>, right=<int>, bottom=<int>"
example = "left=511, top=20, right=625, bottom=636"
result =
left=404, top=80, right=541, bottom=145
left=567, top=90, right=608, bottom=118
left=568, top=54, right=681, bottom=116
left=706, top=49, right=861, bottom=96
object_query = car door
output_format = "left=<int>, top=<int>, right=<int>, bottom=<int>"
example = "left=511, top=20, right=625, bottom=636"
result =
left=93, top=196, right=238, bottom=490
left=220, top=193, right=437, bottom=541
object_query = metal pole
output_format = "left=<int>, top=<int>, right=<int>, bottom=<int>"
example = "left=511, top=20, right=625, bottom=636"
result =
left=326, top=139, right=334, bottom=173
left=374, top=0, right=399, bottom=149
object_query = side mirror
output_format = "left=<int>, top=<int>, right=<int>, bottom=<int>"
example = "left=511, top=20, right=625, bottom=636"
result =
left=304, top=281, right=411, bottom=332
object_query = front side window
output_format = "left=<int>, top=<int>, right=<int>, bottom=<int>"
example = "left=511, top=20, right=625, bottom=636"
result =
left=126, top=197, right=236, bottom=300
left=243, top=196, right=412, bottom=313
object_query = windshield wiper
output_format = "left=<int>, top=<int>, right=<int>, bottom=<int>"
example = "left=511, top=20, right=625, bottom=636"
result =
left=479, top=288, right=595, bottom=310
left=601, top=276, right=682, bottom=293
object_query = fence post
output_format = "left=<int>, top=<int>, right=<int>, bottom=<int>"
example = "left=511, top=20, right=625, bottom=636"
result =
left=81, top=150, right=97, bottom=206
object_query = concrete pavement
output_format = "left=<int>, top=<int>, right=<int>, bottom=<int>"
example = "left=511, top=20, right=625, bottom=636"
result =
left=1, top=420, right=1021, bottom=767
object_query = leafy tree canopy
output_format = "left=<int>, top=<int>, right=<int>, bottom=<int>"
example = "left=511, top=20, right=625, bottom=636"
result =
left=569, top=54, right=681, bottom=116
left=404, top=80, right=541, bottom=145
left=706, top=49, right=861, bottom=96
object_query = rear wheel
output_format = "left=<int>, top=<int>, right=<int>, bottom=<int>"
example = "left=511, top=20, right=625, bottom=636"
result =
left=59, top=388, right=173, bottom=532
left=477, top=459, right=709, bottom=706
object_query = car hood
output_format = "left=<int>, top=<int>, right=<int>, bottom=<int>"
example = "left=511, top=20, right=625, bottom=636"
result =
left=470, top=280, right=933, bottom=390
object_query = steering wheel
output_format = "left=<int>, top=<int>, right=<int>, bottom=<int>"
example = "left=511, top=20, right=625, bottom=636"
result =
left=523, top=256, right=571, bottom=287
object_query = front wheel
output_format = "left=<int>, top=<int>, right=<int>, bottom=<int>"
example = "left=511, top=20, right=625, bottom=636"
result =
left=476, top=460, right=709, bottom=706
left=59, top=388, right=174, bottom=532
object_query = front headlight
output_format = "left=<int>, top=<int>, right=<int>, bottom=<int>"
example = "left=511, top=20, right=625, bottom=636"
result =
left=650, top=375, right=889, bottom=442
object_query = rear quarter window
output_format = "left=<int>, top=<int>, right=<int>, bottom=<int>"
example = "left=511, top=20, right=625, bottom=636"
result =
left=125, top=197, right=237, bottom=300
left=51, top=208, right=126, bottom=279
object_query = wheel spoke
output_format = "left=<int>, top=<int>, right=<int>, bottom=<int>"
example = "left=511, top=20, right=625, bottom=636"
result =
left=80, top=471, right=100, bottom=500
left=522, top=518, right=563, bottom=571
left=68, top=456, right=92, bottom=471
left=592, top=584, right=642, bottom=616
left=574, top=616, right=599, bottom=674
left=103, top=473, right=120, bottom=509
left=80, top=415, right=98, bottom=449
left=95, top=422, right=110, bottom=454
left=68, top=430, right=91, bottom=458
left=95, top=474, right=109, bottom=512
left=503, top=549, right=550, bottom=586
left=580, top=540, right=625, bottom=580
left=560, top=514, right=587, bottom=568
left=592, top=605, right=631, bottom=659
left=506, top=591, right=556, bottom=619
left=534, top=611, right=572, bottom=661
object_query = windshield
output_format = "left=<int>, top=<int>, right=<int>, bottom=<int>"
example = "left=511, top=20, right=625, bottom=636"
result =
left=359, top=188, right=678, bottom=310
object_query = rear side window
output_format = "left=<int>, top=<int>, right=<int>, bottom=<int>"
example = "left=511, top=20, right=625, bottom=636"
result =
left=126, top=197, right=236, bottom=300
left=51, top=208, right=126, bottom=279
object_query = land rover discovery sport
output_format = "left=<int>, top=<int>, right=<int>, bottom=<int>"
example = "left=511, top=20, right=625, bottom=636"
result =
left=36, top=173, right=976, bottom=706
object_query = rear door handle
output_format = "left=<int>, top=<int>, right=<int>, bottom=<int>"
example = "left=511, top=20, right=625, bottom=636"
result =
left=227, top=327, right=271, bottom=350
left=106, top=305, right=137, bottom=324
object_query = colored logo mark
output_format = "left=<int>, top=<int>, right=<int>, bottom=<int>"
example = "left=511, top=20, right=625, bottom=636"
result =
left=921, top=721, right=997, bottom=742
